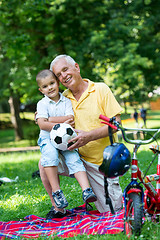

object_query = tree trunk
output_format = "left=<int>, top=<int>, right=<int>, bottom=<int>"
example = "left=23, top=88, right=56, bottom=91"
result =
left=8, top=95, right=24, bottom=141
left=123, top=100, right=128, bottom=114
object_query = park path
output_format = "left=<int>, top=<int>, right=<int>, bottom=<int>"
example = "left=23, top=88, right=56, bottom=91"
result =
left=0, top=146, right=39, bottom=153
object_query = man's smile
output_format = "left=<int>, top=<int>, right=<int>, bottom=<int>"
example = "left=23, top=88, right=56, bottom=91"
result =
left=65, top=77, right=72, bottom=83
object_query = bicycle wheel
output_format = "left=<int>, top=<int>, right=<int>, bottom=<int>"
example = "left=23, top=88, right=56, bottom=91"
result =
left=124, top=192, right=143, bottom=237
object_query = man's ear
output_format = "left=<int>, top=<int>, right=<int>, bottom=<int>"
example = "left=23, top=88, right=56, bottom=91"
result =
left=75, top=63, right=80, bottom=72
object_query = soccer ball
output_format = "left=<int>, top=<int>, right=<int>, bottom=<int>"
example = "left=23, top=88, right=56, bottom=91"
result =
left=50, top=123, right=77, bottom=151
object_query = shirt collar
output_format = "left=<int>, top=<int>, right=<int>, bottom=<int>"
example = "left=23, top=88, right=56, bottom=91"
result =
left=63, top=79, right=95, bottom=99
left=44, top=92, right=64, bottom=103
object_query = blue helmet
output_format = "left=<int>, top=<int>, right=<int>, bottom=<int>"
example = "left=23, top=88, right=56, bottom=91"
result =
left=99, top=143, right=131, bottom=178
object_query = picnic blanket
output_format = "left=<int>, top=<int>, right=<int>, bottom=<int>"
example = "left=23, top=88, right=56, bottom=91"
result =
left=0, top=204, right=124, bottom=239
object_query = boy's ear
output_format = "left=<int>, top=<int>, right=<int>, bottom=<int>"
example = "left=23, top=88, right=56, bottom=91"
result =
left=39, top=88, right=43, bottom=94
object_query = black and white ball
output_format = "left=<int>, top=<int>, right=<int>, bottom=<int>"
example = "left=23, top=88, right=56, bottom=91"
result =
left=50, top=123, right=77, bottom=151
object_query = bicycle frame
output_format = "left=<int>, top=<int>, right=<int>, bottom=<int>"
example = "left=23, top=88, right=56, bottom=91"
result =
left=99, top=114, right=160, bottom=234
left=124, top=143, right=160, bottom=216
left=123, top=144, right=144, bottom=218
left=142, top=149, right=160, bottom=215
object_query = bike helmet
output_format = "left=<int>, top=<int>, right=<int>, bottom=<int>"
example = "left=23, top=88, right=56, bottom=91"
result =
left=99, top=143, right=131, bottom=178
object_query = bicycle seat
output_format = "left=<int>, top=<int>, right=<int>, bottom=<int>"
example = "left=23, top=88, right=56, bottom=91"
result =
left=149, top=145, right=160, bottom=154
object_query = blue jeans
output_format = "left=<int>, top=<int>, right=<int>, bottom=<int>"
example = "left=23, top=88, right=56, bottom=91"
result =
left=38, top=137, right=86, bottom=176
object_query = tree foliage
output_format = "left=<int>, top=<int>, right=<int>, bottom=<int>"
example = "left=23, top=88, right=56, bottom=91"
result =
left=0, top=0, right=160, bottom=103
left=0, top=0, right=159, bottom=114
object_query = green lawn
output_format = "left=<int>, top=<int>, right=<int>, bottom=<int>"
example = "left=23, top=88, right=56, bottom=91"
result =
left=0, top=110, right=160, bottom=149
left=0, top=149, right=160, bottom=239
left=121, top=110, right=160, bottom=129
left=0, top=112, right=39, bottom=148
left=0, top=110, right=160, bottom=239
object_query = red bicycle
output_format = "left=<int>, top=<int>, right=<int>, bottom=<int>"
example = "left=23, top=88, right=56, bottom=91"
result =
left=99, top=114, right=160, bottom=237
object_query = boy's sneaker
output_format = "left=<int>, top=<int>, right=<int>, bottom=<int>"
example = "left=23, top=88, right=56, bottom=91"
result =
left=82, top=188, right=97, bottom=203
left=52, top=190, right=68, bottom=209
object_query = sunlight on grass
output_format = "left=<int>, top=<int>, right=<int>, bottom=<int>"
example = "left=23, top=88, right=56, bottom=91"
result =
left=20, top=112, right=35, bottom=120
left=0, top=113, right=11, bottom=122
left=0, top=193, right=47, bottom=209
left=0, top=112, right=34, bottom=122
left=0, top=151, right=41, bottom=164
left=0, top=111, right=160, bottom=239
left=0, top=110, right=160, bottom=149
left=0, top=149, right=160, bottom=239
left=0, top=138, right=33, bottom=148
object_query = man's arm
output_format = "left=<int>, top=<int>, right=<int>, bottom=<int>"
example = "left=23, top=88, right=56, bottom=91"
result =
left=67, top=114, right=121, bottom=150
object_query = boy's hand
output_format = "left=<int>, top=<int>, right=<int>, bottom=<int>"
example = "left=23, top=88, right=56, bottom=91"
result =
left=64, top=118, right=75, bottom=128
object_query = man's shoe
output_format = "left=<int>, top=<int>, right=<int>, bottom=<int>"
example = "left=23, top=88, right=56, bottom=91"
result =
left=52, top=189, right=68, bottom=209
left=82, top=188, right=97, bottom=203
left=46, top=206, right=67, bottom=219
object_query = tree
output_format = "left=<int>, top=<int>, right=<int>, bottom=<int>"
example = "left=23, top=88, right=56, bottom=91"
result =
left=89, top=0, right=160, bottom=106
left=0, top=0, right=160, bottom=137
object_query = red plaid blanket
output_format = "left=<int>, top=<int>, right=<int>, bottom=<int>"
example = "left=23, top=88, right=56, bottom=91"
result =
left=0, top=204, right=124, bottom=239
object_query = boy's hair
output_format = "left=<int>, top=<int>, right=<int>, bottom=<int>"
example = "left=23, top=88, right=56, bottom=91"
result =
left=50, top=55, right=76, bottom=71
left=36, top=69, right=58, bottom=86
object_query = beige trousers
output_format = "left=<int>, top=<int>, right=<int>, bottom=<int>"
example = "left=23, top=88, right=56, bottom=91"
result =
left=58, top=155, right=123, bottom=213
left=82, top=158, right=123, bottom=213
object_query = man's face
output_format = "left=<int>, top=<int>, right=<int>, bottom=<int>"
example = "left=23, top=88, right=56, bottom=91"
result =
left=52, top=58, right=80, bottom=89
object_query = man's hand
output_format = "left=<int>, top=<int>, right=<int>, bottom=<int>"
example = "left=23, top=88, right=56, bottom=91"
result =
left=67, top=129, right=90, bottom=150
left=67, top=114, right=121, bottom=151
left=34, top=111, right=38, bottom=124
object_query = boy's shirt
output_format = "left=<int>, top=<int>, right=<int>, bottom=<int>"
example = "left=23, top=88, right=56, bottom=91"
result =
left=36, top=93, right=74, bottom=138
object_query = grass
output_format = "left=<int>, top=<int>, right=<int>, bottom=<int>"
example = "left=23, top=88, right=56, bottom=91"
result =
left=121, top=110, right=160, bottom=129
left=0, top=110, right=160, bottom=239
left=0, top=110, right=160, bottom=149
left=0, top=112, right=39, bottom=148
left=0, top=149, right=160, bottom=239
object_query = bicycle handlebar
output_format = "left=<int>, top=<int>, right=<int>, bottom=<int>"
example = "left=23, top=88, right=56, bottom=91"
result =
left=99, top=114, right=160, bottom=145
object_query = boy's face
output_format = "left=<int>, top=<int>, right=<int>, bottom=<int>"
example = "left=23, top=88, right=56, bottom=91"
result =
left=38, top=75, right=59, bottom=101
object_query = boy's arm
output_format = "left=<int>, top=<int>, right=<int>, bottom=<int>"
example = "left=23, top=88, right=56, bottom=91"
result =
left=37, top=115, right=74, bottom=131
left=48, top=115, right=75, bottom=128
left=48, top=115, right=73, bottom=123
left=37, top=118, right=54, bottom=132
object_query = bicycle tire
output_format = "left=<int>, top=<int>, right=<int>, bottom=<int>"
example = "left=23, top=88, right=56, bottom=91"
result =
left=124, top=192, right=143, bottom=237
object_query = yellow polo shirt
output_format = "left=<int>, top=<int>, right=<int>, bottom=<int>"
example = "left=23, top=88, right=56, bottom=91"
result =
left=63, top=79, right=123, bottom=165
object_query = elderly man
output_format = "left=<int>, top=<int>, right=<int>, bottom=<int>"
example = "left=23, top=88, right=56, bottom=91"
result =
left=39, top=55, right=123, bottom=219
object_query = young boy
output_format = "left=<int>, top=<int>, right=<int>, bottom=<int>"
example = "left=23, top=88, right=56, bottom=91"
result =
left=36, top=69, right=97, bottom=212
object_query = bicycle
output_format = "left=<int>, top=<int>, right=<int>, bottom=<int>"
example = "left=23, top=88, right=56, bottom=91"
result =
left=99, top=114, right=160, bottom=237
